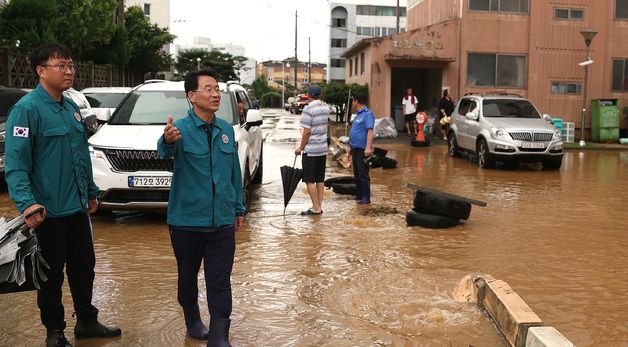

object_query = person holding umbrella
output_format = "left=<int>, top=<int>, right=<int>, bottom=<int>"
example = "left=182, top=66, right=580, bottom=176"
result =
left=295, top=85, right=329, bottom=216
left=157, top=69, right=245, bottom=346
left=349, top=91, right=375, bottom=205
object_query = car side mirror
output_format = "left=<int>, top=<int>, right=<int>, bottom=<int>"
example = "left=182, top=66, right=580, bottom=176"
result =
left=84, top=114, right=99, bottom=137
left=465, top=112, right=478, bottom=121
left=245, top=109, right=263, bottom=129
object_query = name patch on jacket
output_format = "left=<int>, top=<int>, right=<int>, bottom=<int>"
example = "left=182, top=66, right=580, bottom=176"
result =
left=13, top=126, right=29, bottom=138
left=222, top=134, right=229, bottom=144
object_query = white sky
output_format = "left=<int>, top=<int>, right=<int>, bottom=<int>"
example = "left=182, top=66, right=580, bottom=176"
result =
left=170, top=0, right=333, bottom=63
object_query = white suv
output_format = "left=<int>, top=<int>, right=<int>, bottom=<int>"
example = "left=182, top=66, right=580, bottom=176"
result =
left=447, top=94, right=563, bottom=170
left=87, top=80, right=263, bottom=210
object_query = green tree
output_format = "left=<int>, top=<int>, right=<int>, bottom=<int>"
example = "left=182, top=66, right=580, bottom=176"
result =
left=125, top=6, right=175, bottom=75
left=322, top=82, right=368, bottom=122
left=0, top=0, right=59, bottom=53
left=250, top=75, right=273, bottom=99
left=175, top=49, right=243, bottom=82
left=88, top=24, right=131, bottom=67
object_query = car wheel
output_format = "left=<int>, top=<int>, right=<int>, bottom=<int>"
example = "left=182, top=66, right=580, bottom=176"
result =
left=332, top=182, right=356, bottom=195
left=477, top=139, right=495, bottom=169
left=447, top=133, right=461, bottom=158
left=542, top=157, right=563, bottom=170
left=406, top=209, right=460, bottom=229
left=252, top=144, right=263, bottom=184
left=243, top=163, right=252, bottom=209
left=324, top=176, right=355, bottom=188
left=412, top=190, right=472, bottom=220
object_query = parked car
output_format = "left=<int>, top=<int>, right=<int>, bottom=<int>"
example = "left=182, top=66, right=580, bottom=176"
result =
left=63, top=88, right=99, bottom=136
left=295, top=94, right=309, bottom=114
left=284, top=96, right=295, bottom=111
left=0, top=87, right=29, bottom=188
left=82, top=87, right=133, bottom=124
left=87, top=80, right=263, bottom=210
left=447, top=94, right=563, bottom=170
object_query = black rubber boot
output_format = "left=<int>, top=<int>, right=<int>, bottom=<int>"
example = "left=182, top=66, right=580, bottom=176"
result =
left=207, top=318, right=231, bottom=347
left=74, top=321, right=121, bottom=339
left=46, top=330, right=72, bottom=347
left=183, top=305, right=209, bottom=340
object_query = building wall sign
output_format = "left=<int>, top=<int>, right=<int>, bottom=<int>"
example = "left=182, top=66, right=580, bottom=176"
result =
left=393, top=40, right=444, bottom=50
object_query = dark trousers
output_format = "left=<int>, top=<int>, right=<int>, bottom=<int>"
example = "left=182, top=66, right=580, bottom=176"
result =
left=351, top=148, right=371, bottom=201
left=35, top=211, right=99, bottom=331
left=169, top=226, right=235, bottom=319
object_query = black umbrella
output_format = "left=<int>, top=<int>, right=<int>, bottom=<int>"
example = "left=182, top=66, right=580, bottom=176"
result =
left=280, top=156, right=303, bottom=215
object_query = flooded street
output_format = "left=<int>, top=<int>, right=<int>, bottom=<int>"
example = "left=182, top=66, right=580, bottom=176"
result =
left=1, top=109, right=628, bottom=346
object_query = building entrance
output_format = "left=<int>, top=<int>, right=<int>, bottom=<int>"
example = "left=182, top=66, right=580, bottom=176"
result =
left=391, top=67, right=442, bottom=118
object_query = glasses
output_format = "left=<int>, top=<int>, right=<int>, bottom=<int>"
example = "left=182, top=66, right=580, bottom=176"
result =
left=194, top=87, right=221, bottom=95
left=41, top=64, right=76, bottom=73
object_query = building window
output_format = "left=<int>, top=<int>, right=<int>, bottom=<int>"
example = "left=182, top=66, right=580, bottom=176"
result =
left=354, top=57, right=358, bottom=75
left=555, top=8, right=584, bottom=20
left=332, top=18, right=346, bottom=28
left=331, top=39, right=347, bottom=48
left=302, top=78, right=309, bottom=83
left=143, top=3, right=151, bottom=15
left=267, top=76, right=274, bottom=82
left=356, top=5, right=407, bottom=17
left=551, top=81, right=582, bottom=94
left=349, top=59, right=353, bottom=76
left=617, top=0, right=628, bottom=18
left=360, top=52, right=365, bottom=74
left=303, top=68, right=308, bottom=73
left=331, top=59, right=345, bottom=68
left=469, top=0, right=529, bottom=13
left=612, top=59, right=628, bottom=91
left=467, top=53, right=527, bottom=88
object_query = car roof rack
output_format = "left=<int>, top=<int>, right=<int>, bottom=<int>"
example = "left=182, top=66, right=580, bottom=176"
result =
left=463, top=92, right=524, bottom=98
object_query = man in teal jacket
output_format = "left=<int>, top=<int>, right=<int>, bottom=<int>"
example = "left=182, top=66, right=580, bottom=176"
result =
left=157, top=69, right=245, bottom=347
left=5, top=43, right=120, bottom=347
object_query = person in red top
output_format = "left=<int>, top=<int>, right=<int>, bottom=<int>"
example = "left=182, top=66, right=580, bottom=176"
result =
left=401, top=87, right=418, bottom=135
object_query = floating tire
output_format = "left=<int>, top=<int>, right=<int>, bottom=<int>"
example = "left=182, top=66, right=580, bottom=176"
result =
left=412, top=190, right=472, bottom=220
left=324, top=176, right=355, bottom=188
left=406, top=209, right=460, bottom=229
left=411, top=138, right=430, bottom=147
left=332, top=182, right=356, bottom=195
left=382, top=157, right=398, bottom=169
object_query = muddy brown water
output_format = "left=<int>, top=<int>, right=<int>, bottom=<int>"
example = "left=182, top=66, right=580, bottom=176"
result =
left=1, top=111, right=627, bottom=346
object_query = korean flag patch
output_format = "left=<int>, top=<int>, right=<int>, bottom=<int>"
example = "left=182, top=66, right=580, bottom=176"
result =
left=13, top=126, right=29, bottom=138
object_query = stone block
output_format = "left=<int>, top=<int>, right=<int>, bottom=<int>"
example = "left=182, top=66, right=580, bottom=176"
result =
left=475, top=278, right=543, bottom=347
left=526, top=327, right=575, bottom=347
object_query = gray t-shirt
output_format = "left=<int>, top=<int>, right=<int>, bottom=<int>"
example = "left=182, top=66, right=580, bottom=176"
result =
left=300, top=100, right=330, bottom=157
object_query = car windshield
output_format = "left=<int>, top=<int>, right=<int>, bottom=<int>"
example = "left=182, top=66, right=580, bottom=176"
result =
left=109, top=90, right=235, bottom=125
left=482, top=99, right=541, bottom=119
left=85, top=93, right=128, bottom=108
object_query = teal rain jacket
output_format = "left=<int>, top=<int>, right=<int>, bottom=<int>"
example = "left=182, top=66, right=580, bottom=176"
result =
left=157, top=109, right=245, bottom=228
left=5, top=84, right=99, bottom=217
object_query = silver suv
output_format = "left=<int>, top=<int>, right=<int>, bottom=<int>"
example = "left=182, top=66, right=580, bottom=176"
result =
left=447, top=94, right=563, bottom=170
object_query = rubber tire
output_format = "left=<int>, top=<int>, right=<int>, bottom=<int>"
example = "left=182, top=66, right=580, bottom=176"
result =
left=411, top=138, right=430, bottom=147
left=406, top=209, right=460, bottom=229
left=324, top=176, right=355, bottom=188
left=381, top=157, right=397, bottom=169
left=252, top=144, right=263, bottom=184
left=332, top=182, right=356, bottom=195
left=447, top=133, right=461, bottom=158
left=477, top=139, right=495, bottom=169
left=370, top=153, right=386, bottom=168
left=542, top=157, right=563, bottom=170
left=412, top=190, right=472, bottom=220
left=373, top=147, right=388, bottom=156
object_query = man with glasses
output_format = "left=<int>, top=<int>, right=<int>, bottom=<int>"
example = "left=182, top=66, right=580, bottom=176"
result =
left=158, top=69, right=245, bottom=347
left=5, top=43, right=121, bottom=347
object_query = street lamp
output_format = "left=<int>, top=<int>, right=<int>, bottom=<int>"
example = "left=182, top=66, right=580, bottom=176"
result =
left=286, top=62, right=291, bottom=105
left=281, top=61, right=286, bottom=108
left=196, top=57, right=201, bottom=71
left=579, top=28, right=597, bottom=147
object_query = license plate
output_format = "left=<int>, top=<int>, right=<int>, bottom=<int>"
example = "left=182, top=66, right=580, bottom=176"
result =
left=128, top=176, right=171, bottom=187
left=521, top=142, right=546, bottom=149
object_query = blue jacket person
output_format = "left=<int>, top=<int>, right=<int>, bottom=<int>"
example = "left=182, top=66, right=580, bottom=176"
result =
left=5, top=43, right=121, bottom=347
left=349, top=91, right=375, bottom=204
left=157, top=70, right=245, bottom=347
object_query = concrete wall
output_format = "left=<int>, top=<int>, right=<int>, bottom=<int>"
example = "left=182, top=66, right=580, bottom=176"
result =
left=407, top=0, right=462, bottom=29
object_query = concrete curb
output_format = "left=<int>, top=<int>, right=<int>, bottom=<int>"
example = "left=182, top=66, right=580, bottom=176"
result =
left=474, top=277, right=575, bottom=347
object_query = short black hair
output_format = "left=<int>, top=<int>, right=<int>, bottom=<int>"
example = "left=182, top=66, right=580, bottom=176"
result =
left=30, top=43, right=73, bottom=74
left=184, top=69, right=217, bottom=95
left=443, top=89, right=449, bottom=97
left=353, top=91, right=368, bottom=105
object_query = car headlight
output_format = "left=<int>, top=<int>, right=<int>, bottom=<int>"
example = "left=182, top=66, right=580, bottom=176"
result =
left=490, top=127, right=508, bottom=139
left=0, top=130, right=5, bottom=143
left=553, top=128, right=562, bottom=140
left=89, top=146, right=105, bottom=159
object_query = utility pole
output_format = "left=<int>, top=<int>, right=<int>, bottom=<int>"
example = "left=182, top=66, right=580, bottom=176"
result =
left=294, top=10, right=298, bottom=99
left=308, top=37, right=311, bottom=87
left=396, top=0, right=400, bottom=34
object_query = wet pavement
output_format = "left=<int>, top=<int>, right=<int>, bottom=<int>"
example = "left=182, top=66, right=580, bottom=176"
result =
left=1, top=109, right=628, bottom=346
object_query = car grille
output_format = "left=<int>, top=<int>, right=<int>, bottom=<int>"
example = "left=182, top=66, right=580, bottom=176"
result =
left=103, top=149, right=173, bottom=172
left=509, top=132, right=553, bottom=142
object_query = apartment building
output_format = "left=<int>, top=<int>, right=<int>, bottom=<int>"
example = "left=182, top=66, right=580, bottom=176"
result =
left=329, top=0, right=408, bottom=83
left=256, top=58, right=327, bottom=91
left=342, top=0, right=628, bottom=138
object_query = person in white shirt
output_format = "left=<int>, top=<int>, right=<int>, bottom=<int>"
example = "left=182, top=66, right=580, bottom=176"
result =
left=401, top=87, right=418, bottom=135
